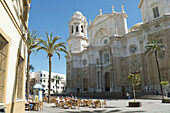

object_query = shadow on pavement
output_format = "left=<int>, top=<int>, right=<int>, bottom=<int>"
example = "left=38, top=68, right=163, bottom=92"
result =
left=66, top=110, right=106, bottom=113
left=66, top=111, right=92, bottom=113
left=106, top=109, right=121, bottom=112
left=93, top=110, right=106, bottom=112
left=105, top=106, right=119, bottom=108
left=122, top=111, right=146, bottom=113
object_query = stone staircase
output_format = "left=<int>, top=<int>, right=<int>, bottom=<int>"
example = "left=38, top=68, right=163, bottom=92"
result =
left=75, top=92, right=155, bottom=99
left=52, top=92, right=155, bottom=99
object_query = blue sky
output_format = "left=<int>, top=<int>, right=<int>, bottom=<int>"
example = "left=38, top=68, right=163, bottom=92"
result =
left=28, top=0, right=142, bottom=74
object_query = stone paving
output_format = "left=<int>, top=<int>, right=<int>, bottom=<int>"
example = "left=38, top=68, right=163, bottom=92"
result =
left=25, top=99, right=170, bottom=113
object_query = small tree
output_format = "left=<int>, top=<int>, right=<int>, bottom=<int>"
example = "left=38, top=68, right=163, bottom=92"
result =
left=127, top=73, right=141, bottom=102
left=160, top=81, right=169, bottom=98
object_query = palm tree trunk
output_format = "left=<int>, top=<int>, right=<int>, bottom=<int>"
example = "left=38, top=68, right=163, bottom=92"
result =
left=26, top=52, right=31, bottom=98
left=48, top=56, right=52, bottom=103
left=133, top=84, right=136, bottom=102
left=155, top=51, right=164, bottom=99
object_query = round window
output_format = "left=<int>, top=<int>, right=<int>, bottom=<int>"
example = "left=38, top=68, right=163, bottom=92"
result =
left=104, top=39, right=108, bottom=44
left=129, top=45, right=137, bottom=54
left=83, top=59, right=87, bottom=66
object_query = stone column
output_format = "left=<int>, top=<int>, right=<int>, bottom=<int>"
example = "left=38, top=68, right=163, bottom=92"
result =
left=100, top=72, right=102, bottom=91
left=73, top=24, right=76, bottom=35
left=78, top=24, right=81, bottom=35
left=96, top=72, right=99, bottom=90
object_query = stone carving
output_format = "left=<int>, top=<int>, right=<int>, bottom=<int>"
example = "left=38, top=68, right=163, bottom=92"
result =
left=83, top=70, right=89, bottom=79
left=129, top=60, right=140, bottom=73
left=113, top=41, right=119, bottom=47
left=93, top=28, right=111, bottom=45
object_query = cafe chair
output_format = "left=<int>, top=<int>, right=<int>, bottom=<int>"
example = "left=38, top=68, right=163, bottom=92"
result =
left=38, top=101, right=43, bottom=111
left=25, top=104, right=30, bottom=111
left=88, top=100, right=93, bottom=108
left=102, top=100, right=107, bottom=108
left=65, top=100, right=73, bottom=109
left=58, top=101, right=64, bottom=108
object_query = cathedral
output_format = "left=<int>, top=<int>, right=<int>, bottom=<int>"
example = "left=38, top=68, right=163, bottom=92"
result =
left=66, top=0, right=170, bottom=94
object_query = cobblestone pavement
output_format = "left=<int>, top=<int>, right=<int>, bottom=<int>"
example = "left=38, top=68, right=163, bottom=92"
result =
left=25, top=99, right=170, bottom=113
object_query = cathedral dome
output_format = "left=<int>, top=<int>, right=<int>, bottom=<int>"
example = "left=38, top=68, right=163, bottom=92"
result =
left=70, top=11, right=86, bottom=22
left=131, top=22, right=143, bottom=31
left=74, top=11, right=83, bottom=16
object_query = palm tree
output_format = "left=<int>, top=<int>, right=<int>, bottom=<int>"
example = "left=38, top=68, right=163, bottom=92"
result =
left=145, top=39, right=164, bottom=99
left=127, top=73, right=140, bottom=102
left=37, top=32, right=69, bottom=103
left=26, top=29, right=41, bottom=96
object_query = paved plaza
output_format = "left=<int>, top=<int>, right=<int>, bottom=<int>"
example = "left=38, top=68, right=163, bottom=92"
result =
left=25, top=99, right=170, bottom=113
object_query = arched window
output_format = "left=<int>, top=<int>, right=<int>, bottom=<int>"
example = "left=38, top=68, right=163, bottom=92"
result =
left=81, top=25, right=84, bottom=33
left=72, top=26, right=73, bottom=33
left=76, top=26, right=78, bottom=32
left=152, top=6, right=159, bottom=18
left=104, top=54, right=109, bottom=64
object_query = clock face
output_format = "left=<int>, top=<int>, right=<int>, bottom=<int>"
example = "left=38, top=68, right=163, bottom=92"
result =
left=129, top=45, right=137, bottom=54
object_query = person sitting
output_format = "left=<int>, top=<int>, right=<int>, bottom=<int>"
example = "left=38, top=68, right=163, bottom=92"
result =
left=65, top=96, right=71, bottom=101
left=25, top=97, right=33, bottom=110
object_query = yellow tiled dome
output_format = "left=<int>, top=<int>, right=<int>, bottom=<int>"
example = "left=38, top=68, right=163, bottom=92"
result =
left=131, top=22, right=143, bottom=31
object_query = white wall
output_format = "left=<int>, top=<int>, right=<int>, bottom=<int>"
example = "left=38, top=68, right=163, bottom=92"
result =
left=0, top=0, right=28, bottom=104
left=30, top=71, right=66, bottom=94
left=140, top=0, right=170, bottom=23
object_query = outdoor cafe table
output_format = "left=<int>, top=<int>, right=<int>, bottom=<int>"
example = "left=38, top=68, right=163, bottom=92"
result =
left=29, top=101, right=39, bottom=111
left=83, top=100, right=89, bottom=106
left=70, top=99, right=78, bottom=106
left=93, top=100, right=101, bottom=108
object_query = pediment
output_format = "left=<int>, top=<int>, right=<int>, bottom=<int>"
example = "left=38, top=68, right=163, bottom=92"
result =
left=90, top=14, right=110, bottom=27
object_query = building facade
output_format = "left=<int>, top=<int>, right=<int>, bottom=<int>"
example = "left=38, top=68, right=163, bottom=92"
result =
left=30, top=71, right=66, bottom=95
left=0, top=0, right=31, bottom=113
left=66, top=0, right=170, bottom=94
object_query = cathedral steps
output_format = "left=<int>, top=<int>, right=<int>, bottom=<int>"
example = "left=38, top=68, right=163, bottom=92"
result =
left=75, top=92, right=155, bottom=99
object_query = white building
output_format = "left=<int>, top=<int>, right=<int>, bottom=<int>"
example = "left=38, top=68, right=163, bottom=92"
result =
left=0, top=0, right=30, bottom=113
left=66, top=0, right=170, bottom=94
left=30, top=71, right=66, bottom=94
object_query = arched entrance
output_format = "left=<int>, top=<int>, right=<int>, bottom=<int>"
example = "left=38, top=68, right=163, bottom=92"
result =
left=105, top=72, right=110, bottom=91
left=83, top=78, right=88, bottom=91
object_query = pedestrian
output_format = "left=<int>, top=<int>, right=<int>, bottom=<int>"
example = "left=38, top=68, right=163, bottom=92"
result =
left=126, top=92, right=131, bottom=99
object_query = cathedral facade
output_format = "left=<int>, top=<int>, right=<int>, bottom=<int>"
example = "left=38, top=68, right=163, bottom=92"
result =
left=66, top=0, right=170, bottom=94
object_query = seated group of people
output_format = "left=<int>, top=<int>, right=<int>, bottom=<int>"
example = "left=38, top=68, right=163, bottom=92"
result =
left=56, top=96, right=76, bottom=103
left=54, top=96, right=106, bottom=109
left=25, top=96, right=33, bottom=110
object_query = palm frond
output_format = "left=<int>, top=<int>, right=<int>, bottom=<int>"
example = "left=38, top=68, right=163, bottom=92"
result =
left=51, top=36, right=61, bottom=47
left=46, top=32, right=50, bottom=44
left=37, top=46, right=48, bottom=52
left=145, top=38, right=164, bottom=55
left=54, top=51, right=61, bottom=60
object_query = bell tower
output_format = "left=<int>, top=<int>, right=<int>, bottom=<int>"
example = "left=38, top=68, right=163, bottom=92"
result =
left=138, top=0, right=170, bottom=23
left=67, top=11, right=88, bottom=53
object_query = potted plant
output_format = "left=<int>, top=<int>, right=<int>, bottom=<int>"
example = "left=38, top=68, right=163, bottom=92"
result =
left=160, top=81, right=170, bottom=103
left=127, top=73, right=141, bottom=107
